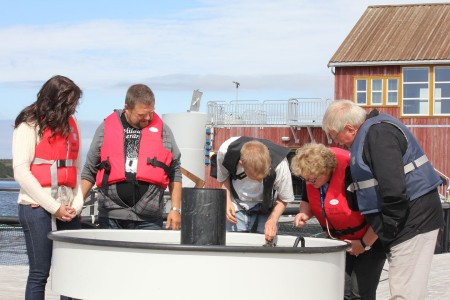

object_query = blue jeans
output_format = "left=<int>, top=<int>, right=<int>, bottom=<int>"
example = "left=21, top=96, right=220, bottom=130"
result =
left=98, top=217, right=163, bottom=229
left=19, top=204, right=80, bottom=300
left=226, top=206, right=269, bottom=233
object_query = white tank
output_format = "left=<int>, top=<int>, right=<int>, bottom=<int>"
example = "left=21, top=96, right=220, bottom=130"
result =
left=162, top=112, right=207, bottom=187
left=49, top=230, right=347, bottom=300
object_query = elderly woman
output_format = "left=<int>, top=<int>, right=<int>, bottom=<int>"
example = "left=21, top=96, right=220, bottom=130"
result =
left=290, top=143, right=386, bottom=300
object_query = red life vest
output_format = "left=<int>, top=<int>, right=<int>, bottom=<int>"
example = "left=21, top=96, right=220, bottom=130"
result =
left=30, top=116, right=79, bottom=193
left=95, top=111, right=172, bottom=189
left=307, top=147, right=368, bottom=240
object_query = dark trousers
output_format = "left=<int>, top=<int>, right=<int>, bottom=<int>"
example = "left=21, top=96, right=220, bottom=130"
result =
left=344, top=249, right=386, bottom=300
left=19, top=204, right=80, bottom=300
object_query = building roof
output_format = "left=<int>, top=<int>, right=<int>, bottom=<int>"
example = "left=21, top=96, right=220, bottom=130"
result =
left=329, top=3, right=450, bottom=67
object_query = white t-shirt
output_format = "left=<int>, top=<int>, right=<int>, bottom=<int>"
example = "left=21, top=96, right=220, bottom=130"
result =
left=217, top=137, right=294, bottom=211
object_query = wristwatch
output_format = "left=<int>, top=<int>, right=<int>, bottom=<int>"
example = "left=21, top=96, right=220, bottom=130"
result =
left=171, top=207, right=181, bottom=214
left=360, top=239, right=371, bottom=251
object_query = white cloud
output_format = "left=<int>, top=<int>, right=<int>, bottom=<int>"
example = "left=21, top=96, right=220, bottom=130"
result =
left=0, top=1, right=369, bottom=86
left=0, top=0, right=443, bottom=122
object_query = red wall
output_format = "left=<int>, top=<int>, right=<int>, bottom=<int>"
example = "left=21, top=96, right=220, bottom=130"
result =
left=334, top=66, right=450, bottom=180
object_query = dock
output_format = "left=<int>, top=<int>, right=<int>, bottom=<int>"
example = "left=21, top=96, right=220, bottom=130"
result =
left=1, top=253, right=449, bottom=299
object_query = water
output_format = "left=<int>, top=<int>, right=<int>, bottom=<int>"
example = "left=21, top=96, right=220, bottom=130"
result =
left=0, top=180, right=19, bottom=216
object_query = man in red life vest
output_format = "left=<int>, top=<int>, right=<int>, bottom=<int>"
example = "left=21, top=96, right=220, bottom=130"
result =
left=81, top=84, right=182, bottom=230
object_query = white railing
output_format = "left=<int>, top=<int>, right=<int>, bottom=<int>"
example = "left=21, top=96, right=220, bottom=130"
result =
left=435, top=168, right=450, bottom=201
left=206, top=98, right=332, bottom=127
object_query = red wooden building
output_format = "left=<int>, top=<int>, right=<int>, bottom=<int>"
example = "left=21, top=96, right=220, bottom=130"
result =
left=328, top=2, right=450, bottom=182
left=203, top=3, right=450, bottom=194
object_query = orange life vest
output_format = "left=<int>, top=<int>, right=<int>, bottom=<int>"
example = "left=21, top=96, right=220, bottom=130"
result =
left=30, top=116, right=79, bottom=197
left=307, top=147, right=368, bottom=240
left=95, top=111, right=172, bottom=189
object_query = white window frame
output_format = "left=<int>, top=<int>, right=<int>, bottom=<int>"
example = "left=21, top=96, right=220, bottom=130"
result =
left=434, top=66, right=450, bottom=116
left=387, top=78, right=399, bottom=105
left=371, top=79, right=383, bottom=105
left=356, top=79, right=367, bottom=105
left=402, top=67, right=429, bottom=116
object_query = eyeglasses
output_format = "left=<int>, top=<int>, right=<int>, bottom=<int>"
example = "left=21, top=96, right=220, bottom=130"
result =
left=300, top=175, right=318, bottom=184
left=329, top=130, right=341, bottom=141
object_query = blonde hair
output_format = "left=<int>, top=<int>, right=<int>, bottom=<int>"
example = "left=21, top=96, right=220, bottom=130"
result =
left=322, top=100, right=366, bottom=134
left=290, top=143, right=337, bottom=178
left=240, top=141, right=271, bottom=178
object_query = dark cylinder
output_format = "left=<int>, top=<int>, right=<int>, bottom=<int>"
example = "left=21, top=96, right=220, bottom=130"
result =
left=181, top=188, right=226, bottom=245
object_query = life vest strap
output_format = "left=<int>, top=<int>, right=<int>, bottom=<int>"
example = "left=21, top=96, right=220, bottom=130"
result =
left=404, top=154, right=428, bottom=174
left=97, top=160, right=111, bottom=194
left=147, top=157, right=170, bottom=174
left=32, top=158, right=75, bottom=198
left=32, top=158, right=75, bottom=167
left=348, top=154, right=429, bottom=192
left=230, top=171, right=247, bottom=180
left=322, top=220, right=367, bottom=238
left=347, top=178, right=378, bottom=192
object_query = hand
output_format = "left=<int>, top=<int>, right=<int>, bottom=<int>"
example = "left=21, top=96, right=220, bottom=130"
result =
left=294, top=213, right=309, bottom=228
left=344, top=239, right=365, bottom=256
left=226, top=200, right=237, bottom=224
left=54, top=204, right=77, bottom=222
left=165, top=210, right=181, bottom=230
left=264, top=217, right=278, bottom=241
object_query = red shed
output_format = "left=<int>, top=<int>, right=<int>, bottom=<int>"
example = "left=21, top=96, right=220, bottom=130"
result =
left=328, top=3, right=450, bottom=186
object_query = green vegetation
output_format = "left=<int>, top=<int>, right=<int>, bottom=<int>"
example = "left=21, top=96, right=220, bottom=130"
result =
left=0, top=159, right=13, bottom=179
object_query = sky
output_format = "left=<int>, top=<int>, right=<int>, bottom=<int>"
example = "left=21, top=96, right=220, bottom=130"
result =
left=0, top=0, right=444, bottom=158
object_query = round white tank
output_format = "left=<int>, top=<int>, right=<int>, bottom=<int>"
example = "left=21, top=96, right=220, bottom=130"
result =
left=50, top=230, right=347, bottom=300
left=162, top=112, right=207, bottom=187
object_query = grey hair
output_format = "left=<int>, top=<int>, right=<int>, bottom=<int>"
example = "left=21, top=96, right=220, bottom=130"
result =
left=322, top=100, right=367, bottom=133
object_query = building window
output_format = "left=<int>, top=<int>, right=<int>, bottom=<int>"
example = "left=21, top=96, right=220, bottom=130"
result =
left=402, top=67, right=429, bottom=115
left=387, top=79, right=398, bottom=105
left=371, top=79, right=382, bottom=105
left=434, top=67, right=450, bottom=115
left=356, top=79, right=367, bottom=105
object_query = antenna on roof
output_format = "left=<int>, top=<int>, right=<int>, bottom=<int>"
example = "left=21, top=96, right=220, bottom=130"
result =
left=232, top=81, right=240, bottom=101
left=189, top=89, right=203, bottom=112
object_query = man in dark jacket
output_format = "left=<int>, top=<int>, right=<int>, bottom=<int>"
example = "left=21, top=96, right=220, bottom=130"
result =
left=322, top=100, right=444, bottom=300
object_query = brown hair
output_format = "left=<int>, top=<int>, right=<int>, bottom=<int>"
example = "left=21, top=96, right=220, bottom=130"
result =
left=125, top=84, right=155, bottom=109
left=14, top=75, right=82, bottom=138
left=240, top=140, right=271, bottom=178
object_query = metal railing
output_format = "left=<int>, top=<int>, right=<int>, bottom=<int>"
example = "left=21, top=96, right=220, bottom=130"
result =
left=206, top=98, right=332, bottom=127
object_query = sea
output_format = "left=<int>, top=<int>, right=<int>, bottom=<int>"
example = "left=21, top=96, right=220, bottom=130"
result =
left=0, top=180, right=27, bottom=265
left=0, top=180, right=19, bottom=216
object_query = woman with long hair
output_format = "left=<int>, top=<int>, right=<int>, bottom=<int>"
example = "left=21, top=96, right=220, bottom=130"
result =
left=12, top=75, right=84, bottom=300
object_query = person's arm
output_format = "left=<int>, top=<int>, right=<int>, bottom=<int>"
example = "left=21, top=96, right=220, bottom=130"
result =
left=166, top=181, right=181, bottom=230
left=71, top=118, right=84, bottom=214
left=216, top=142, right=237, bottom=224
left=345, top=226, right=379, bottom=256
left=81, top=179, right=95, bottom=200
left=220, top=177, right=237, bottom=224
left=265, top=159, right=294, bottom=240
left=264, top=199, right=287, bottom=240
left=13, top=123, right=61, bottom=214
left=80, top=122, right=104, bottom=200
left=364, top=123, right=409, bottom=239
left=294, top=201, right=313, bottom=228
left=162, top=125, right=182, bottom=230
left=13, top=123, right=75, bottom=221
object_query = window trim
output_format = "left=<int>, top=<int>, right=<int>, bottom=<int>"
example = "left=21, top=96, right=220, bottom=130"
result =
left=433, top=66, right=450, bottom=116
left=402, top=66, right=430, bottom=117
left=353, top=76, right=399, bottom=107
